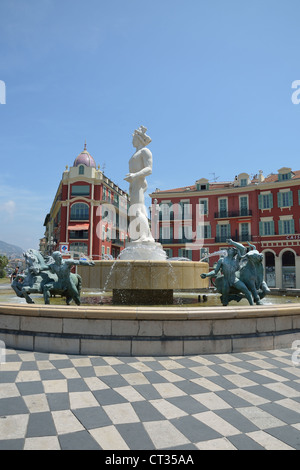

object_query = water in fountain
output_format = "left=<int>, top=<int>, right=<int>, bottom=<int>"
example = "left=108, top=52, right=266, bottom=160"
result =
left=118, top=241, right=167, bottom=261
left=199, top=250, right=227, bottom=262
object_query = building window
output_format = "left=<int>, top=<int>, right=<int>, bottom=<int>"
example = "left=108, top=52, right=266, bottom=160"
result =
left=79, top=165, right=85, bottom=175
left=278, top=219, right=295, bottom=235
left=180, top=201, right=192, bottom=219
left=258, top=193, right=273, bottom=210
left=240, top=179, right=247, bottom=187
left=259, top=220, right=275, bottom=236
left=239, top=196, right=248, bottom=215
left=160, top=225, right=173, bottom=242
left=265, top=251, right=276, bottom=287
left=70, top=203, right=89, bottom=220
left=71, top=185, right=90, bottom=196
left=164, top=248, right=173, bottom=258
left=240, top=223, right=250, bottom=241
left=278, top=191, right=293, bottom=208
left=282, top=251, right=296, bottom=288
left=160, top=202, right=172, bottom=220
left=216, top=223, right=231, bottom=242
left=197, top=224, right=211, bottom=239
left=70, top=242, right=88, bottom=256
left=69, top=230, right=89, bottom=239
left=178, top=248, right=192, bottom=260
left=219, top=198, right=227, bottom=217
left=279, top=172, right=291, bottom=181
left=200, top=248, right=209, bottom=261
left=199, top=199, right=208, bottom=215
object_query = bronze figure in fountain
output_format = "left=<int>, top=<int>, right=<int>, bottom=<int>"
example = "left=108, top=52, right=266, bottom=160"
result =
left=201, top=239, right=270, bottom=306
left=11, top=249, right=94, bottom=305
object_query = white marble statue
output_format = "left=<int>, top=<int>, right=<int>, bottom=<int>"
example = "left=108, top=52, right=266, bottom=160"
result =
left=124, top=126, right=154, bottom=243
left=120, top=126, right=167, bottom=260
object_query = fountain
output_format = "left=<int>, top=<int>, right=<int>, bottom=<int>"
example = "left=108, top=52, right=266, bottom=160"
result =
left=1, top=126, right=300, bottom=356
left=76, top=125, right=208, bottom=305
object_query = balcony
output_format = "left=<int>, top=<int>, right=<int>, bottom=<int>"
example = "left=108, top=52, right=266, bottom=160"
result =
left=215, top=234, right=252, bottom=243
left=159, top=211, right=174, bottom=221
left=214, top=209, right=252, bottom=219
left=69, top=230, right=89, bottom=240
left=160, top=238, right=197, bottom=245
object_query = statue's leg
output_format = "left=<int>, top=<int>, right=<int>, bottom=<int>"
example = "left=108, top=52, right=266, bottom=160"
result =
left=67, top=281, right=81, bottom=306
left=247, top=280, right=262, bottom=304
left=220, top=279, right=230, bottom=306
left=11, top=282, right=24, bottom=298
left=42, top=283, right=52, bottom=304
left=21, top=287, right=35, bottom=304
left=234, top=280, right=254, bottom=305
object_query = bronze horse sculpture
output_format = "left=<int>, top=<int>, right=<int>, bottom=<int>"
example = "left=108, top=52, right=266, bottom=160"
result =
left=11, top=249, right=93, bottom=305
left=201, top=240, right=270, bottom=306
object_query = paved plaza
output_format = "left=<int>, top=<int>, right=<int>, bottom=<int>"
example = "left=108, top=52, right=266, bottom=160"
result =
left=0, top=347, right=300, bottom=450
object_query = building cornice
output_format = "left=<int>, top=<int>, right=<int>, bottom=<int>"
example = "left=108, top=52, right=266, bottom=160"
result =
left=150, top=178, right=300, bottom=199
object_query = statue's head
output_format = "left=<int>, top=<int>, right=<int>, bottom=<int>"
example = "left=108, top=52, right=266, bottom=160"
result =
left=227, top=247, right=238, bottom=257
left=52, top=251, right=62, bottom=264
left=247, top=250, right=263, bottom=264
left=132, top=125, right=151, bottom=148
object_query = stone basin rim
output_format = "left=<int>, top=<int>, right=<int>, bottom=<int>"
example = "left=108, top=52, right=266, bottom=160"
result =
left=1, top=301, right=300, bottom=320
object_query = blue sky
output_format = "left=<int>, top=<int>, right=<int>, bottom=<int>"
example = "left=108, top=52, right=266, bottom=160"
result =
left=1, top=0, right=300, bottom=250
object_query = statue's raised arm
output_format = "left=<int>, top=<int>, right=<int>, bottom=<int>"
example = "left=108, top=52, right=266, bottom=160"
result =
left=226, top=238, right=246, bottom=259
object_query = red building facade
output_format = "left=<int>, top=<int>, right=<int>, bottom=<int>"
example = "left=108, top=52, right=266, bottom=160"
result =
left=150, top=167, right=300, bottom=289
left=43, top=145, right=129, bottom=260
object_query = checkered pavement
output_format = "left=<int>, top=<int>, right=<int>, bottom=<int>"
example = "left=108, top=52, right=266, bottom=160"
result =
left=1, top=347, right=300, bottom=450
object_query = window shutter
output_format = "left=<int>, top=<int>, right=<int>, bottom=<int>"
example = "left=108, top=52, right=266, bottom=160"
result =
left=277, top=192, right=282, bottom=208
left=270, top=220, right=275, bottom=235
left=289, top=191, right=293, bottom=207
left=259, top=221, right=264, bottom=236
left=227, top=223, right=231, bottom=237
left=269, top=193, right=273, bottom=209
left=278, top=220, right=283, bottom=235
left=207, top=224, right=211, bottom=238
left=291, top=219, right=295, bottom=234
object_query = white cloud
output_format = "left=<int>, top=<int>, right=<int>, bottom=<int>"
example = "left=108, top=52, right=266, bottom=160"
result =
left=0, top=179, right=51, bottom=250
left=0, top=200, right=16, bottom=218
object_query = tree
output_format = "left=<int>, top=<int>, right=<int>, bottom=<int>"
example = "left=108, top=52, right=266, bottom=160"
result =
left=0, top=255, right=8, bottom=278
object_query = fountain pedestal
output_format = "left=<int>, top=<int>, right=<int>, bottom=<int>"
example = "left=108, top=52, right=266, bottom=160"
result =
left=78, top=259, right=209, bottom=305
left=118, top=241, right=167, bottom=261
left=113, top=288, right=173, bottom=305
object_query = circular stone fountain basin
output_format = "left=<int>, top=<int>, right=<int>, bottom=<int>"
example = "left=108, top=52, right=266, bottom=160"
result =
left=77, top=260, right=209, bottom=304
left=0, top=301, right=300, bottom=356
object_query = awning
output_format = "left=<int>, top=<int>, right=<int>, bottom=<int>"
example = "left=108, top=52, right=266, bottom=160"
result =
left=68, top=224, right=89, bottom=230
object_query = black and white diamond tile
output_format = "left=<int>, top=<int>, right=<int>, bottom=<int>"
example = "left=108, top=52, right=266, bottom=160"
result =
left=1, top=347, right=300, bottom=450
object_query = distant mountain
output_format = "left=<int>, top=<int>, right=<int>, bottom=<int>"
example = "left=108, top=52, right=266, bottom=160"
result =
left=0, top=240, right=24, bottom=258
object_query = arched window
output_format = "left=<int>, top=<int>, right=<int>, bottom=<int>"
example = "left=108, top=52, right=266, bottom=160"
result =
left=70, top=203, right=89, bottom=220
left=282, top=250, right=296, bottom=288
left=265, top=251, right=275, bottom=287
left=79, top=165, right=85, bottom=175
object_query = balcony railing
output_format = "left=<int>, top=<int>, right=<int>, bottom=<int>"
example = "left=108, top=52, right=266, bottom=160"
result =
left=215, top=235, right=252, bottom=243
left=214, top=209, right=252, bottom=219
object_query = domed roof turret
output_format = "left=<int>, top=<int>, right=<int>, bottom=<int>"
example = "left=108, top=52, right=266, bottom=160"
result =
left=73, top=142, right=96, bottom=168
